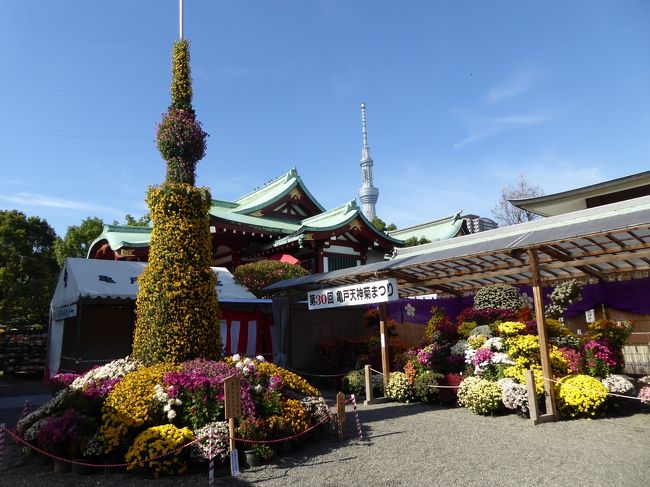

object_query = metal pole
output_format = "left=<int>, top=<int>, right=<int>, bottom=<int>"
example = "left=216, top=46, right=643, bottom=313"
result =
left=179, top=0, right=184, bottom=39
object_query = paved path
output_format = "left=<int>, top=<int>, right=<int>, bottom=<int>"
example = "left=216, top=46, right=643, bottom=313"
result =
left=0, top=394, right=51, bottom=410
left=2, top=400, right=648, bottom=486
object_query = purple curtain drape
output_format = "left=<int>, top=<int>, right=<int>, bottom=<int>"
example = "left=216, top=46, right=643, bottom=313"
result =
left=383, top=277, right=650, bottom=324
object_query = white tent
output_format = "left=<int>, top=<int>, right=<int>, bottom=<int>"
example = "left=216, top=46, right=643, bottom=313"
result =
left=47, top=258, right=274, bottom=375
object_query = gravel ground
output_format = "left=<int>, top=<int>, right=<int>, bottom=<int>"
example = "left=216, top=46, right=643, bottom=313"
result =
left=1, top=401, right=648, bottom=487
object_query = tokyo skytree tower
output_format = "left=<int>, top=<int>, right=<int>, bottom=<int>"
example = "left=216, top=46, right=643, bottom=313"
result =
left=358, top=103, right=379, bottom=220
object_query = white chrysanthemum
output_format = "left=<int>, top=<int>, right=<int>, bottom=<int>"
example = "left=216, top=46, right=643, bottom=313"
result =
left=484, top=337, right=504, bottom=351
left=232, top=354, right=241, bottom=362
left=601, top=374, right=635, bottom=395
left=491, top=352, right=514, bottom=365
left=256, top=355, right=265, bottom=361
left=70, top=356, right=141, bottom=390
left=469, top=325, right=493, bottom=338
left=498, top=378, right=528, bottom=413
left=450, top=340, right=469, bottom=356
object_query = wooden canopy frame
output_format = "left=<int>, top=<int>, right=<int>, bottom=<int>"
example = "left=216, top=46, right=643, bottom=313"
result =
left=265, top=196, right=650, bottom=421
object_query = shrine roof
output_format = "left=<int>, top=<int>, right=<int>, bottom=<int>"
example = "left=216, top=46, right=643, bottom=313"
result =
left=231, top=168, right=326, bottom=215
left=87, top=224, right=152, bottom=255
left=270, top=200, right=403, bottom=248
left=388, top=212, right=467, bottom=243
left=210, top=205, right=301, bottom=234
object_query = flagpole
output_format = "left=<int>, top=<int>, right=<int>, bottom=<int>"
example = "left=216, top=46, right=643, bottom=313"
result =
left=179, top=0, right=184, bottom=39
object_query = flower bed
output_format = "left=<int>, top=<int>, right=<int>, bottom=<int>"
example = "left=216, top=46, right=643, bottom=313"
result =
left=381, top=283, right=647, bottom=420
left=17, top=355, right=333, bottom=477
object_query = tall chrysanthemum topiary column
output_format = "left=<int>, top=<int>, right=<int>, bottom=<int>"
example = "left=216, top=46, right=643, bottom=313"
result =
left=132, top=39, right=221, bottom=365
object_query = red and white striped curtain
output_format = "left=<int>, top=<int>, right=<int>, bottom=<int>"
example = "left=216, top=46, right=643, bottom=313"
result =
left=219, top=310, right=274, bottom=357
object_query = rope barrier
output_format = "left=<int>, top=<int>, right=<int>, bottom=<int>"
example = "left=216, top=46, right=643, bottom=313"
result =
left=0, top=422, right=5, bottom=470
left=283, top=366, right=348, bottom=378
left=59, top=356, right=115, bottom=365
left=2, top=426, right=203, bottom=468
left=0, top=413, right=333, bottom=472
left=369, top=368, right=384, bottom=376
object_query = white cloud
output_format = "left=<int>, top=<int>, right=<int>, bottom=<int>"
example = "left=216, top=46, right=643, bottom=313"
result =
left=487, top=69, right=543, bottom=104
left=482, top=155, right=606, bottom=195
left=453, top=111, right=552, bottom=149
left=0, top=192, right=120, bottom=214
left=2, top=179, right=28, bottom=186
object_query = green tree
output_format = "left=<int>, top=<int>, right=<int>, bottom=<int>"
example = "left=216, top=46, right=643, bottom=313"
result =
left=403, top=236, right=432, bottom=247
left=0, top=210, right=58, bottom=326
left=233, top=260, right=309, bottom=298
left=54, top=217, right=104, bottom=266
left=113, top=213, right=151, bottom=227
left=370, top=216, right=397, bottom=233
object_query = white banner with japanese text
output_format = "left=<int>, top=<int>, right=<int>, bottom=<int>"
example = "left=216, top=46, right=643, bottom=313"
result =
left=307, top=278, right=399, bottom=310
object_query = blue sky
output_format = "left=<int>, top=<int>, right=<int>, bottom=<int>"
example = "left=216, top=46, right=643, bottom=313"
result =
left=1, top=1, right=649, bottom=237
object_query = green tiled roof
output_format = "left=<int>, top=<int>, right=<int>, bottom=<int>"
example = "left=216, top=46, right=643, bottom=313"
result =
left=87, top=224, right=152, bottom=255
left=87, top=170, right=461, bottom=257
left=271, top=200, right=403, bottom=247
left=232, top=168, right=325, bottom=215
left=388, top=212, right=466, bottom=242
left=211, top=204, right=301, bottom=234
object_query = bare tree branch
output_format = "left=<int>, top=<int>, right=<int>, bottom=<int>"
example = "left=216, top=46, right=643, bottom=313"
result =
left=491, top=174, right=544, bottom=226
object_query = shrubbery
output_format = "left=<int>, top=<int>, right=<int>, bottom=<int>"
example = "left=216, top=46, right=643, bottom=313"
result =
left=474, top=284, right=525, bottom=310
left=19, top=355, right=331, bottom=476
left=384, top=282, right=640, bottom=421
left=233, top=260, right=309, bottom=298
left=457, top=376, right=502, bottom=415
left=556, top=374, right=608, bottom=418
left=125, top=425, right=194, bottom=477
left=385, top=372, right=416, bottom=403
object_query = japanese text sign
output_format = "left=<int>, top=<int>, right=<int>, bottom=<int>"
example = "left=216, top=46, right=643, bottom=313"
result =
left=307, top=278, right=398, bottom=310
left=224, top=377, right=242, bottom=418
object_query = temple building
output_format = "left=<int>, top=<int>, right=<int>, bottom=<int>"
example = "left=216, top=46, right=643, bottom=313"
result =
left=90, top=168, right=402, bottom=272
left=509, top=170, right=650, bottom=217
left=88, top=103, right=476, bottom=273
left=88, top=166, right=473, bottom=272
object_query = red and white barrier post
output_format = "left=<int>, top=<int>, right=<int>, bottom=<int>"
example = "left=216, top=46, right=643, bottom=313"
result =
left=350, top=394, right=364, bottom=440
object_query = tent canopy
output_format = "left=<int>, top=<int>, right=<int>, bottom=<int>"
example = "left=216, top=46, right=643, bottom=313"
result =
left=51, top=258, right=268, bottom=312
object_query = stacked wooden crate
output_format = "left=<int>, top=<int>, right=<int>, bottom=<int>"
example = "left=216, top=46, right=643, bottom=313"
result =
left=0, top=326, right=47, bottom=376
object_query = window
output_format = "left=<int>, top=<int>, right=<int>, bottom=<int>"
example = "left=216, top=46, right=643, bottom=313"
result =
left=327, top=256, right=357, bottom=271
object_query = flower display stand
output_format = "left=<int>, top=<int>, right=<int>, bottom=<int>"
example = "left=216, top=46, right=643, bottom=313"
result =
left=243, top=449, right=261, bottom=468
left=53, top=459, right=70, bottom=474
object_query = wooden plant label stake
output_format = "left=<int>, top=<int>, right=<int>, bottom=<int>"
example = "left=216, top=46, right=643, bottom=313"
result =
left=224, top=377, right=242, bottom=419
left=336, top=392, right=346, bottom=439
left=224, top=376, right=242, bottom=472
